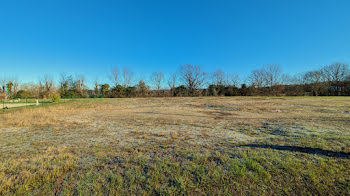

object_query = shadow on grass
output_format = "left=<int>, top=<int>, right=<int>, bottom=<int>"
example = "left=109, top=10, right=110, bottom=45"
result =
left=134, top=111, right=208, bottom=118
left=134, top=112, right=350, bottom=122
left=239, top=144, right=350, bottom=158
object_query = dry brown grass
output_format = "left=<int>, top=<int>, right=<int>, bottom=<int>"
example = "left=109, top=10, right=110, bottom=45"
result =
left=0, top=97, right=350, bottom=195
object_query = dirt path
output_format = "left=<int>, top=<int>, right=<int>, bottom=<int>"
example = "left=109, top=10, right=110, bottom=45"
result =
left=2, top=103, right=36, bottom=108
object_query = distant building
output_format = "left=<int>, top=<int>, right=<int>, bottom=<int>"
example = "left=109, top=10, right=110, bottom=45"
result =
left=0, top=93, right=6, bottom=100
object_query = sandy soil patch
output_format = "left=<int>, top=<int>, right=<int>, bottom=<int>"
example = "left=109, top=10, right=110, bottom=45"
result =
left=2, top=103, right=36, bottom=108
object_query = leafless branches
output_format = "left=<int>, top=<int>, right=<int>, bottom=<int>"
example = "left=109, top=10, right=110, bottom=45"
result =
left=109, top=67, right=119, bottom=87
left=180, top=64, right=206, bottom=95
left=250, top=64, right=283, bottom=87
left=167, top=73, right=177, bottom=96
left=151, top=72, right=163, bottom=93
left=321, top=62, right=349, bottom=83
left=228, top=74, right=240, bottom=87
left=122, top=67, right=133, bottom=87
left=213, top=69, right=226, bottom=86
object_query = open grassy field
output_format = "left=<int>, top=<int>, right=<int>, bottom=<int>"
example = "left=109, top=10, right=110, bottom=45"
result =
left=0, top=97, right=350, bottom=195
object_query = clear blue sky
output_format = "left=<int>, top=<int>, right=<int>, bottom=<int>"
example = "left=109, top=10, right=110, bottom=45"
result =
left=0, top=0, right=349, bottom=87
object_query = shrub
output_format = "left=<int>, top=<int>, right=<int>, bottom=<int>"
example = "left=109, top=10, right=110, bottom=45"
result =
left=50, top=93, right=61, bottom=103
left=14, top=90, right=33, bottom=99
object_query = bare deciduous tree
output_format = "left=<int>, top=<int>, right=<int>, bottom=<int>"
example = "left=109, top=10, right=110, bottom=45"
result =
left=304, top=70, right=323, bottom=84
left=6, top=81, right=13, bottom=97
left=263, top=64, right=283, bottom=86
left=321, top=62, right=349, bottom=83
left=109, top=67, right=119, bottom=87
left=94, top=80, right=99, bottom=95
left=151, top=72, right=163, bottom=95
left=249, top=69, right=264, bottom=88
left=13, top=80, right=18, bottom=96
left=284, top=74, right=296, bottom=85
left=74, top=75, right=86, bottom=95
left=213, top=69, right=226, bottom=86
left=228, top=74, right=240, bottom=87
left=38, top=75, right=54, bottom=98
left=20, top=83, right=40, bottom=98
left=303, top=70, right=325, bottom=96
left=249, top=64, right=283, bottom=88
left=180, top=64, right=206, bottom=96
left=59, top=73, right=69, bottom=95
left=167, top=73, right=177, bottom=96
left=59, top=73, right=67, bottom=87
left=289, top=73, right=306, bottom=85
left=43, top=75, right=54, bottom=94
left=122, top=67, right=133, bottom=87
left=38, top=79, right=44, bottom=98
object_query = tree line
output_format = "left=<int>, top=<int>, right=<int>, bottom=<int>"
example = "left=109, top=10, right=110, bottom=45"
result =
left=1, top=62, right=350, bottom=100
